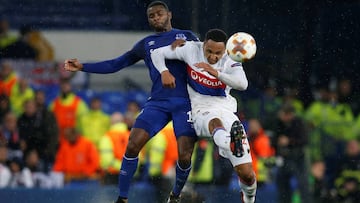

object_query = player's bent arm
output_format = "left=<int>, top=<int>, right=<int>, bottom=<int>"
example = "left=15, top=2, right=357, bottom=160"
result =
left=218, top=66, right=248, bottom=90
left=151, top=45, right=181, bottom=73
left=151, top=42, right=193, bottom=73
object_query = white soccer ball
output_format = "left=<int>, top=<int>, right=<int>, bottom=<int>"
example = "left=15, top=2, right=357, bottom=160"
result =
left=226, top=32, right=257, bottom=62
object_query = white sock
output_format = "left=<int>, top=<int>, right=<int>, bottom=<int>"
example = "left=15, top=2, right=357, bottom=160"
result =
left=239, top=179, right=257, bottom=203
left=212, top=127, right=231, bottom=150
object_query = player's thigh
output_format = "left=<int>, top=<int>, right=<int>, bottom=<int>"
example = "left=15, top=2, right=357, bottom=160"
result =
left=171, top=104, right=196, bottom=138
left=133, top=105, right=170, bottom=137
left=192, top=108, right=235, bottom=137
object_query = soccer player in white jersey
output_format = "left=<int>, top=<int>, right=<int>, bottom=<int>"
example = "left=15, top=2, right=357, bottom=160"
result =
left=151, top=29, right=257, bottom=203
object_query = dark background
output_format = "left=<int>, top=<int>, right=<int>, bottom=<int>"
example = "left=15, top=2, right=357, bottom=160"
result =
left=2, top=0, right=359, bottom=105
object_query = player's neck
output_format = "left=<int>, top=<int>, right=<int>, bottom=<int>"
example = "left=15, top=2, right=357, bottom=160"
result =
left=155, top=26, right=172, bottom=33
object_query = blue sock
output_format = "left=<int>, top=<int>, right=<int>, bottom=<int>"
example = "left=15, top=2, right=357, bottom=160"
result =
left=118, top=156, right=139, bottom=198
left=172, top=162, right=191, bottom=196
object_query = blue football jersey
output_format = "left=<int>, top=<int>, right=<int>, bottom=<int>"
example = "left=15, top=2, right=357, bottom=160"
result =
left=82, top=29, right=199, bottom=100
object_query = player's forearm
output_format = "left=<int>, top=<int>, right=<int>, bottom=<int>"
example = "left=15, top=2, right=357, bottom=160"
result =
left=151, top=45, right=179, bottom=73
left=151, top=48, right=168, bottom=73
left=83, top=52, right=138, bottom=73
left=83, top=61, right=120, bottom=73
left=218, top=69, right=248, bottom=90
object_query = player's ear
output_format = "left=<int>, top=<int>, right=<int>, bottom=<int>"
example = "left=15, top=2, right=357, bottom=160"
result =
left=168, top=11, right=172, bottom=20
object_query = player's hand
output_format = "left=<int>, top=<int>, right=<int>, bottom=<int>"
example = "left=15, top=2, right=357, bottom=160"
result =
left=194, top=62, right=219, bottom=77
left=171, top=39, right=186, bottom=50
left=161, top=70, right=176, bottom=88
left=64, top=59, right=83, bottom=72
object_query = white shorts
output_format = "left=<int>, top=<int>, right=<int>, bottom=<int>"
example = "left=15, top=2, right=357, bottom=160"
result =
left=192, top=107, right=252, bottom=166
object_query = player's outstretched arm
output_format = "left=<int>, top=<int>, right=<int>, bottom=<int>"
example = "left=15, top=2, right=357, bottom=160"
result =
left=64, top=59, right=83, bottom=72
left=151, top=45, right=182, bottom=88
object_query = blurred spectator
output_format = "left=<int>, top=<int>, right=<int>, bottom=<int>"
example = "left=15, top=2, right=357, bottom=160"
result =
left=311, top=160, right=328, bottom=203
left=0, top=94, right=11, bottom=123
left=352, top=114, right=360, bottom=138
left=79, top=97, right=110, bottom=147
left=305, top=85, right=354, bottom=140
left=337, top=78, right=359, bottom=115
left=24, top=149, right=53, bottom=188
left=1, top=112, right=24, bottom=159
left=98, top=112, right=129, bottom=185
left=305, top=85, right=332, bottom=124
left=0, top=18, right=17, bottom=50
left=9, top=78, right=34, bottom=116
left=0, top=144, right=11, bottom=188
left=49, top=78, right=88, bottom=142
left=247, top=118, right=275, bottom=187
left=323, top=90, right=354, bottom=140
left=27, top=28, right=54, bottom=61
left=124, top=101, right=140, bottom=130
left=259, top=82, right=282, bottom=130
left=186, top=137, right=214, bottom=202
left=187, top=136, right=233, bottom=202
left=17, top=99, right=58, bottom=172
left=52, top=127, right=99, bottom=184
left=8, top=157, right=34, bottom=188
left=34, top=90, right=59, bottom=163
left=0, top=61, right=18, bottom=97
left=138, top=122, right=178, bottom=203
left=0, top=25, right=37, bottom=59
left=271, top=103, right=311, bottom=203
left=282, top=86, right=304, bottom=116
left=333, top=139, right=360, bottom=202
left=188, top=138, right=215, bottom=185
left=305, top=85, right=354, bottom=198
left=304, top=85, right=331, bottom=162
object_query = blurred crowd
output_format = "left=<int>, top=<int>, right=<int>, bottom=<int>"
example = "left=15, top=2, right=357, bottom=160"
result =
left=1, top=18, right=360, bottom=203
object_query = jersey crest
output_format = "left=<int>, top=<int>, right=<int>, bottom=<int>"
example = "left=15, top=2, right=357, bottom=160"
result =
left=175, top=33, right=187, bottom=40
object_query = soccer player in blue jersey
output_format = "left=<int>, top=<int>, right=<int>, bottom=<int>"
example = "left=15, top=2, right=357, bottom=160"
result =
left=64, top=1, right=198, bottom=203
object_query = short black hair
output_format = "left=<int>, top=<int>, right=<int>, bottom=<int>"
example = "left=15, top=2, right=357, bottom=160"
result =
left=204, top=29, right=228, bottom=43
left=147, top=1, right=169, bottom=11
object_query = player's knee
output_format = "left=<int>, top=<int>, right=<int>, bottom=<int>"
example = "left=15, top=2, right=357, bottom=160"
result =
left=240, top=170, right=256, bottom=184
left=177, top=152, right=192, bottom=168
left=125, top=141, right=142, bottom=157
left=208, top=118, right=223, bottom=133
left=236, top=164, right=256, bottom=184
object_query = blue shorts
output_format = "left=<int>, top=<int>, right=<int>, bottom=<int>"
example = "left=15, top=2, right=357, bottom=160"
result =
left=133, top=97, right=196, bottom=138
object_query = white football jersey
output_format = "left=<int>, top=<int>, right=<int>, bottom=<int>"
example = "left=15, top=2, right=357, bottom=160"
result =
left=151, top=41, right=248, bottom=113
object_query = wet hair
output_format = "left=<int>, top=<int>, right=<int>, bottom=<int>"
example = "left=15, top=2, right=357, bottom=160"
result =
left=204, top=29, right=228, bottom=44
left=147, top=1, right=169, bottom=11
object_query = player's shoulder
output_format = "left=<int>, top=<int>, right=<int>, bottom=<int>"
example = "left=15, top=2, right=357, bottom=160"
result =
left=183, top=41, right=202, bottom=52
left=172, top=28, right=194, bottom=34
left=172, top=28, right=199, bottom=41
left=223, top=56, right=243, bottom=69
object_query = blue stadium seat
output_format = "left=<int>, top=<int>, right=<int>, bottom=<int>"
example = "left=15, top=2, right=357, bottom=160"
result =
left=100, top=91, right=127, bottom=114
left=30, top=84, right=60, bottom=106
left=75, top=89, right=97, bottom=105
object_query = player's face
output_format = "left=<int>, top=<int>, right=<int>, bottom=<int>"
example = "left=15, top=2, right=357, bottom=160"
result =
left=203, top=40, right=226, bottom=64
left=147, top=5, right=172, bottom=32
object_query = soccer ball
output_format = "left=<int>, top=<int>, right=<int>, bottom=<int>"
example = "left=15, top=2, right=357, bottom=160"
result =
left=226, top=32, right=256, bottom=62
